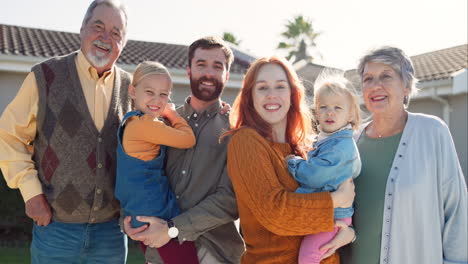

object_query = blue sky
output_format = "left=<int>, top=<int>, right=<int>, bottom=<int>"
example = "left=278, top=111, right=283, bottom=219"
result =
left=1, top=0, right=466, bottom=70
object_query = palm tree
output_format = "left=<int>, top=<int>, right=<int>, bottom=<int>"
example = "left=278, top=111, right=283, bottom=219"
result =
left=222, top=32, right=241, bottom=46
left=277, top=15, right=320, bottom=63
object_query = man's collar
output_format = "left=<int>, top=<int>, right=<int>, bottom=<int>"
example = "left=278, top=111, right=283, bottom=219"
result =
left=180, top=96, right=223, bottom=117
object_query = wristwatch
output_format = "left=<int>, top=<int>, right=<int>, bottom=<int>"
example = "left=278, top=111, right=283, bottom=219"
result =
left=167, top=220, right=179, bottom=238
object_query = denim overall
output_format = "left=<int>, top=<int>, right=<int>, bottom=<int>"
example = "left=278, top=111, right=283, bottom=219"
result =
left=115, top=111, right=180, bottom=227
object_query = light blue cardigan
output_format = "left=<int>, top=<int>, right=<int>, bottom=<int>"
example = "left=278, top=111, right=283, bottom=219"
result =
left=355, top=112, right=467, bottom=264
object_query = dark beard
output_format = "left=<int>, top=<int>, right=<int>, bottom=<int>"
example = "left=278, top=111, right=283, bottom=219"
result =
left=190, top=75, right=224, bottom=102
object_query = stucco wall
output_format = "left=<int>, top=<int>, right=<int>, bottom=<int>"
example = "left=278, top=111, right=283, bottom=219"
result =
left=0, top=71, right=241, bottom=116
left=409, top=98, right=444, bottom=118
left=0, top=71, right=27, bottom=114
left=449, top=94, right=468, bottom=180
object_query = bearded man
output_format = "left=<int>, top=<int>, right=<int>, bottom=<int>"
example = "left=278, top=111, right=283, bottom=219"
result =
left=124, top=36, right=245, bottom=264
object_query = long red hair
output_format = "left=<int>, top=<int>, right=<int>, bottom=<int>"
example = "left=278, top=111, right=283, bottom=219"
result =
left=225, top=56, right=312, bottom=156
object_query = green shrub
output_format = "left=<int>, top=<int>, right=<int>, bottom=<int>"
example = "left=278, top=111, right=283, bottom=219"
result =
left=0, top=170, right=32, bottom=243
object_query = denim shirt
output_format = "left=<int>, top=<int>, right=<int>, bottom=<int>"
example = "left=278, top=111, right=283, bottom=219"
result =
left=287, top=129, right=361, bottom=219
left=115, top=110, right=180, bottom=228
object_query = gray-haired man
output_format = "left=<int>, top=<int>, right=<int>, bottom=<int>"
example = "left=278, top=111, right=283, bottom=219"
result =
left=0, top=1, right=131, bottom=263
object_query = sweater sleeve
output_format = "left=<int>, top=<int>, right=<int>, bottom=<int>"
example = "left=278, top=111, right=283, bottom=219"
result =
left=227, top=129, right=334, bottom=236
left=127, top=115, right=195, bottom=149
left=436, top=122, right=468, bottom=263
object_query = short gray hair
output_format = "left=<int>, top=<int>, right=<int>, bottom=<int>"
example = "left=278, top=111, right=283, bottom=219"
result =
left=357, top=46, right=418, bottom=106
left=82, top=0, right=128, bottom=37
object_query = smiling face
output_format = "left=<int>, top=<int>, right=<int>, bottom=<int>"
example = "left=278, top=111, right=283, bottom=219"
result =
left=80, top=4, right=126, bottom=75
left=129, top=74, right=172, bottom=118
left=315, top=92, right=353, bottom=133
left=362, top=62, right=410, bottom=115
left=252, top=63, right=291, bottom=132
left=188, top=47, right=229, bottom=103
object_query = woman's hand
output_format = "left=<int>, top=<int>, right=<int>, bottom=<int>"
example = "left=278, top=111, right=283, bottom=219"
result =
left=319, top=220, right=356, bottom=260
left=330, top=178, right=355, bottom=208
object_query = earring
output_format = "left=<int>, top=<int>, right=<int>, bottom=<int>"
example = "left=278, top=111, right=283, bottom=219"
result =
left=403, top=95, right=409, bottom=105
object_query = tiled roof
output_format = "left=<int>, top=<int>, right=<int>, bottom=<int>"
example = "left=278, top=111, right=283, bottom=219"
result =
left=340, top=44, right=468, bottom=95
left=411, top=44, right=467, bottom=82
left=345, top=44, right=467, bottom=84
left=0, top=24, right=253, bottom=74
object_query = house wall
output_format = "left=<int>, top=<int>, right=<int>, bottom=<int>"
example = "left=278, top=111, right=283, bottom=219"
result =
left=408, top=98, right=444, bottom=118
left=449, top=94, right=468, bottom=180
left=0, top=71, right=27, bottom=114
left=0, top=71, right=241, bottom=116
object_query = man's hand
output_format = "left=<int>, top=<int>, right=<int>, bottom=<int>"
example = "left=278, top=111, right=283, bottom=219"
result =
left=25, top=194, right=52, bottom=226
left=319, top=220, right=355, bottom=260
left=124, top=216, right=172, bottom=248
left=219, top=101, right=231, bottom=115
left=123, top=216, right=148, bottom=240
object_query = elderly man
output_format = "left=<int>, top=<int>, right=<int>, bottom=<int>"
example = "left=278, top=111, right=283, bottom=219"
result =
left=124, top=36, right=245, bottom=264
left=0, top=0, right=131, bottom=263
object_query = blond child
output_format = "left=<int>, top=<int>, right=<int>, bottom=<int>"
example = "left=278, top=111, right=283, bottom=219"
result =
left=286, top=74, right=361, bottom=264
left=115, top=61, right=198, bottom=263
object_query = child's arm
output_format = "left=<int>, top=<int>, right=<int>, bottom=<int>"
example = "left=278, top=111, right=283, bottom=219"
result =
left=287, top=151, right=341, bottom=190
left=159, top=103, right=196, bottom=148
left=287, top=140, right=358, bottom=191
left=128, top=105, right=195, bottom=149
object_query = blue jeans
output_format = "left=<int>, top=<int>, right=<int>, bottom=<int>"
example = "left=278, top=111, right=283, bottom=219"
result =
left=31, top=219, right=127, bottom=264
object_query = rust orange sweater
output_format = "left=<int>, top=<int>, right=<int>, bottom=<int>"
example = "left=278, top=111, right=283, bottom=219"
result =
left=227, top=127, right=339, bottom=264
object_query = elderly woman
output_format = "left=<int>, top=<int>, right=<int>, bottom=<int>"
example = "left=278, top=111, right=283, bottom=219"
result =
left=225, top=56, right=356, bottom=263
left=341, top=47, right=467, bottom=264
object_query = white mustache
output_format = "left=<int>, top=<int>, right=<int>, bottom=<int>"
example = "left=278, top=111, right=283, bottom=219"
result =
left=93, top=40, right=112, bottom=51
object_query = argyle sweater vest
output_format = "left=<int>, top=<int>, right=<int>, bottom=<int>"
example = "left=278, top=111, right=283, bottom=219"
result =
left=31, top=52, right=132, bottom=223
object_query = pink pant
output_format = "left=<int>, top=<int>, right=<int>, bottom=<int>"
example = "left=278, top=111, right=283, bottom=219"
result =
left=298, top=217, right=352, bottom=264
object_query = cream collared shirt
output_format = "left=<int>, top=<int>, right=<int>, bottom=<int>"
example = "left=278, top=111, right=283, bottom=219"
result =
left=0, top=51, right=115, bottom=202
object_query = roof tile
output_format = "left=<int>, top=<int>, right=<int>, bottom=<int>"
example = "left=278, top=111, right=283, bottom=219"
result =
left=0, top=24, right=253, bottom=74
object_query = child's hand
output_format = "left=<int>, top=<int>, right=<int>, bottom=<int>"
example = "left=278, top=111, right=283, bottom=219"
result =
left=284, top=155, right=296, bottom=162
left=331, top=178, right=355, bottom=208
left=162, top=103, right=178, bottom=120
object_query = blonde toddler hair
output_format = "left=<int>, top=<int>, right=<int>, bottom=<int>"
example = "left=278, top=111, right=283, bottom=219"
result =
left=313, top=72, right=361, bottom=130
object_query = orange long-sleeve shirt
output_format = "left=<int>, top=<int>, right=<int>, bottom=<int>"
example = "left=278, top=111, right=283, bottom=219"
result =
left=122, top=114, right=195, bottom=161
left=227, top=127, right=338, bottom=264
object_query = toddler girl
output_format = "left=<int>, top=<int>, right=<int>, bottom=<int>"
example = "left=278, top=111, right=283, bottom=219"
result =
left=286, top=74, right=361, bottom=264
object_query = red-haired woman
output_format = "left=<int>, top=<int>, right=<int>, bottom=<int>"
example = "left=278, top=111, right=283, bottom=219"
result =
left=225, top=56, right=355, bottom=263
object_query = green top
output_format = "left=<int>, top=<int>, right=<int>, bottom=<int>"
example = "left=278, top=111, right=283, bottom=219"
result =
left=341, top=131, right=402, bottom=264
